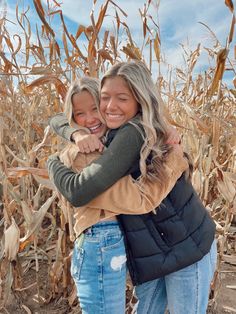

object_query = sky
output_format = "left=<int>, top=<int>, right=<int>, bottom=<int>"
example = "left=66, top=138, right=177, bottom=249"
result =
left=1, top=0, right=236, bottom=86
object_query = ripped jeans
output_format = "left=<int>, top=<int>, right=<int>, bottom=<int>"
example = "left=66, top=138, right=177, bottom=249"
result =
left=71, top=221, right=127, bottom=314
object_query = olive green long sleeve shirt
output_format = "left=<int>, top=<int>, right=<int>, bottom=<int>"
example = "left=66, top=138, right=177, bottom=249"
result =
left=48, top=116, right=188, bottom=208
left=48, top=121, right=145, bottom=206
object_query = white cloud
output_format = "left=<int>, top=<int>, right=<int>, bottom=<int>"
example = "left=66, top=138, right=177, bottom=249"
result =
left=158, top=0, right=235, bottom=64
left=4, top=2, right=40, bottom=49
left=2, top=0, right=235, bottom=87
left=155, top=0, right=235, bottom=87
left=45, top=0, right=144, bottom=29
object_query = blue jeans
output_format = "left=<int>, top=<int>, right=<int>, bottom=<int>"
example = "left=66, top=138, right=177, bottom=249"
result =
left=135, top=240, right=217, bottom=314
left=71, top=221, right=127, bottom=314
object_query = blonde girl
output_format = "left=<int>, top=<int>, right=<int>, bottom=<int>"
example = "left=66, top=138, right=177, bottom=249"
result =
left=49, top=61, right=216, bottom=314
left=51, top=76, right=187, bottom=314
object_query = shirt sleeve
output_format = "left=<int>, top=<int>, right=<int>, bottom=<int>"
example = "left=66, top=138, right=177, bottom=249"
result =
left=49, top=113, right=79, bottom=142
left=47, top=123, right=144, bottom=207
left=86, top=149, right=188, bottom=214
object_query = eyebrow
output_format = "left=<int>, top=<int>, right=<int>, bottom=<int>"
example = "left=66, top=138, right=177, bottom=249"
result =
left=73, top=105, right=97, bottom=113
left=73, top=109, right=83, bottom=113
left=101, top=92, right=129, bottom=96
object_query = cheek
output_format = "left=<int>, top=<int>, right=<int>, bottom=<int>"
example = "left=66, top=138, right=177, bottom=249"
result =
left=99, top=102, right=105, bottom=113
left=93, top=111, right=102, bottom=121
left=98, top=111, right=106, bottom=124
left=133, top=102, right=139, bottom=115
left=73, top=115, right=85, bottom=127
left=126, top=102, right=139, bottom=117
left=131, top=106, right=139, bottom=116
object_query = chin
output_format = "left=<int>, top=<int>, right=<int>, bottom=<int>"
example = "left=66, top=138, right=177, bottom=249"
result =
left=107, top=122, right=123, bottom=129
left=92, top=126, right=106, bottom=138
left=106, top=119, right=122, bottom=127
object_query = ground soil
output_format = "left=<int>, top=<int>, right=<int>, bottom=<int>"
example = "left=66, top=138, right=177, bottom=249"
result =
left=2, top=259, right=236, bottom=314
left=208, top=262, right=236, bottom=314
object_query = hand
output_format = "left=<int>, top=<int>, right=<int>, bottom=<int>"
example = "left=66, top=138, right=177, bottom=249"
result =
left=72, top=131, right=104, bottom=153
left=166, top=126, right=181, bottom=145
left=172, top=143, right=184, bottom=156
left=172, top=143, right=189, bottom=174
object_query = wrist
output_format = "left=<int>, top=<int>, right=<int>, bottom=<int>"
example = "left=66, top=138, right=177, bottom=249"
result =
left=71, top=130, right=86, bottom=143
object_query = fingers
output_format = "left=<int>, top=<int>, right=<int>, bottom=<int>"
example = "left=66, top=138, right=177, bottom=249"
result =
left=75, top=134, right=104, bottom=153
left=166, top=126, right=181, bottom=144
left=172, top=143, right=184, bottom=156
left=98, top=142, right=104, bottom=152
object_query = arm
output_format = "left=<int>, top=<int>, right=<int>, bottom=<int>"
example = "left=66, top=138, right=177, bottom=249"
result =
left=47, top=123, right=144, bottom=207
left=49, top=113, right=104, bottom=153
left=85, top=147, right=188, bottom=214
left=49, top=112, right=79, bottom=142
left=58, top=142, right=188, bottom=215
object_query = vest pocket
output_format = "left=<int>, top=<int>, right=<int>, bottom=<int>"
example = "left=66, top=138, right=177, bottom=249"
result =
left=147, top=222, right=170, bottom=252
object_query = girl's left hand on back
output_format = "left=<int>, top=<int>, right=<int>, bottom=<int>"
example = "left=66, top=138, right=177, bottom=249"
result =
left=166, top=125, right=181, bottom=145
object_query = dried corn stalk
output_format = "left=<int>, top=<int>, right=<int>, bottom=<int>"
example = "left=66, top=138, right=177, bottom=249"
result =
left=0, top=0, right=235, bottom=312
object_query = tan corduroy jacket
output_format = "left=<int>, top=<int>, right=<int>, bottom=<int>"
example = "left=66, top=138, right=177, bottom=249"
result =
left=58, top=144, right=188, bottom=240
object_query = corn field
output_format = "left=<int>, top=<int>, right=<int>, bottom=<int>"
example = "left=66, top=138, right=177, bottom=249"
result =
left=0, top=0, right=235, bottom=313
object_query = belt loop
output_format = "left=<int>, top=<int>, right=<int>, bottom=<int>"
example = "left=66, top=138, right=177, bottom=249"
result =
left=76, top=233, right=85, bottom=248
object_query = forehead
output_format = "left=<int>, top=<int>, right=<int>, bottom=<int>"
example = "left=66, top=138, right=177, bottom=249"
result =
left=72, top=90, right=95, bottom=108
left=101, top=76, right=130, bottom=93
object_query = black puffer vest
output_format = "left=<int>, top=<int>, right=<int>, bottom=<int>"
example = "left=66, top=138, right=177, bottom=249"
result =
left=119, top=175, right=216, bottom=285
left=107, top=130, right=216, bottom=286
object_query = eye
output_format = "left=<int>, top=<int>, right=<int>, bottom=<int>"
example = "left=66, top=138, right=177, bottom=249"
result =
left=119, top=98, right=128, bottom=102
left=101, top=96, right=110, bottom=101
left=74, top=112, right=84, bottom=117
left=92, top=107, right=98, bottom=112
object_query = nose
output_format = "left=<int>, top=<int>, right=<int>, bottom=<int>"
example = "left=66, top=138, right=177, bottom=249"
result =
left=106, top=97, right=116, bottom=111
left=85, top=112, right=97, bottom=124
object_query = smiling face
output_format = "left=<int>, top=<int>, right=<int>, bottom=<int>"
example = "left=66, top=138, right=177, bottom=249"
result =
left=100, top=76, right=139, bottom=129
left=72, top=90, right=107, bottom=138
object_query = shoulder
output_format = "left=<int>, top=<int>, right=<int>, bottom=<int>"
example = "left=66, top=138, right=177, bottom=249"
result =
left=105, top=114, right=144, bottom=151
left=111, top=122, right=144, bottom=150
left=49, top=112, right=66, bottom=126
left=118, top=115, right=143, bottom=137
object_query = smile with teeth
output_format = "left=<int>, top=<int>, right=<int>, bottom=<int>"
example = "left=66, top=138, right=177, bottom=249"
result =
left=106, top=113, right=123, bottom=119
left=88, top=123, right=102, bottom=133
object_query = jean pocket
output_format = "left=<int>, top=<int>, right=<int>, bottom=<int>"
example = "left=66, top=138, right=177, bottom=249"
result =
left=103, top=233, right=125, bottom=251
left=71, top=246, right=84, bottom=281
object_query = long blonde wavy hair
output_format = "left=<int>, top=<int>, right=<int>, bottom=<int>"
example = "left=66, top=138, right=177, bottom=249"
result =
left=64, top=77, right=100, bottom=127
left=101, top=61, right=172, bottom=182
